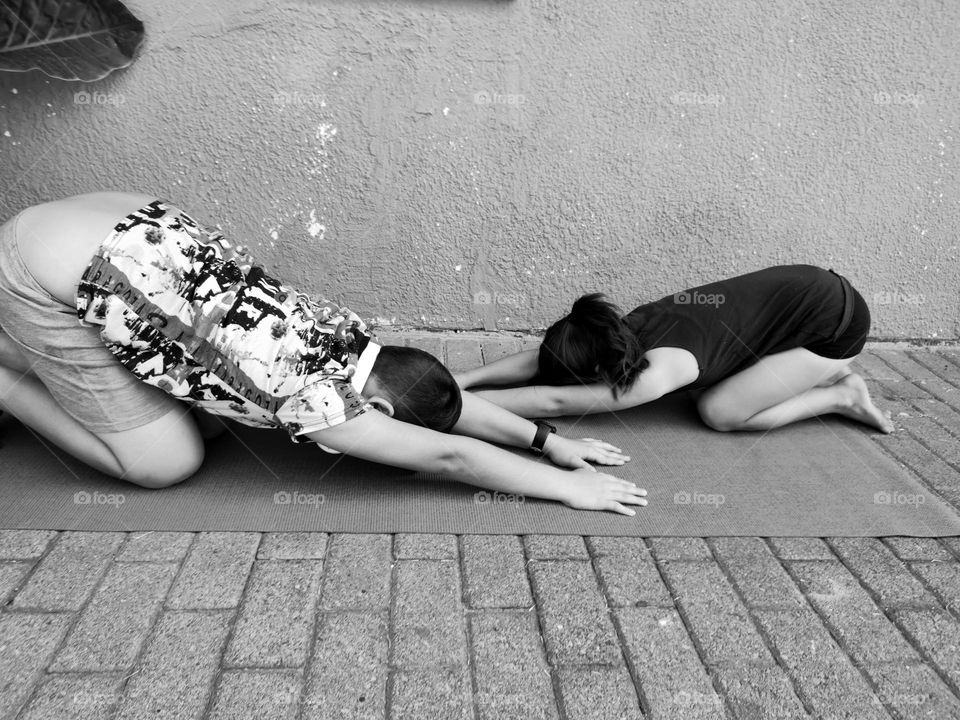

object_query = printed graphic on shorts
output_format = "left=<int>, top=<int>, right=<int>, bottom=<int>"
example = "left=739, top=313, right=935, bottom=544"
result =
left=77, top=200, right=369, bottom=439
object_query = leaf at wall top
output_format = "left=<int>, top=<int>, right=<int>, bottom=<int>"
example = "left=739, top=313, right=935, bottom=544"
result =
left=0, top=0, right=144, bottom=82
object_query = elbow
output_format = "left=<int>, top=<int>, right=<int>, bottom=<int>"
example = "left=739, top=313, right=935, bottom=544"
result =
left=431, top=441, right=470, bottom=478
left=538, top=389, right=565, bottom=417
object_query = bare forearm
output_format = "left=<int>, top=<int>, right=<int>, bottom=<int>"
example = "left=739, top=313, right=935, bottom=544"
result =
left=472, top=386, right=562, bottom=418
left=447, top=436, right=573, bottom=502
left=458, top=349, right=539, bottom=388
left=452, top=390, right=539, bottom=447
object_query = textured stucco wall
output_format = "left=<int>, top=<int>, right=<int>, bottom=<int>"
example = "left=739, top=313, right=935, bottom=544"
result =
left=1, top=0, right=957, bottom=339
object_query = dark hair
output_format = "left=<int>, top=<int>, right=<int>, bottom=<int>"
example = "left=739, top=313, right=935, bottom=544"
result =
left=370, top=345, right=463, bottom=432
left=538, top=293, right=648, bottom=398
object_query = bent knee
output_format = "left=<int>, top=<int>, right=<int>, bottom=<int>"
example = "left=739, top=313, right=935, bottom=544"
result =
left=123, top=446, right=204, bottom=488
left=696, top=394, right=741, bottom=432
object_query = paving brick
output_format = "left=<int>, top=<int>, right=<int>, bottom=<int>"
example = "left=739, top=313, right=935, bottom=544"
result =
left=371, top=329, right=405, bottom=346
left=586, top=536, right=652, bottom=560
left=524, top=534, right=589, bottom=560
left=648, top=538, right=711, bottom=561
left=909, top=350, right=960, bottom=391
left=257, top=532, right=327, bottom=560
left=52, top=562, right=178, bottom=671
left=594, top=551, right=673, bottom=608
left=19, top=673, right=124, bottom=720
left=166, top=532, right=259, bottom=609
left=902, top=416, right=960, bottom=467
left=394, top=560, right=467, bottom=668
left=394, top=533, right=457, bottom=560
left=117, top=532, right=194, bottom=562
left=884, top=537, right=956, bottom=562
left=208, top=669, right=301, bottom=720
left=302, top=611, right=388, bottom=720
left=893, top=609, right=960, bottom=688
left=616, top=607, right=725, bottom=720
left=768, top=537, right=835, bottom=560
left=444, top=337, right=482, bottom=372
left=470, top=611, right=558, bottom=720
left=754, top=609, right=889, bottom=720
left=943, top=537, right=960, bottom=558
left=12, top=531, right=124, bottom=610
left=480, top=337, right=521, bottom=364
left=225, top=560, right=324, bottom=668
left=0, top=529, right=57, bottom=558
left=828, top=538, right=939, bottom=608
left=556, top=666, right=643, bottom=720
left=0, top=613, right=72, bottom=718
left=0, top=560, right=30, bottom=604
left=910, top=561, right=960, bottom=615
left=711, top=539, right=805, bottom=609
left=115, top=610, right=231, bottom=720
left=404, top=334, right=445, bottom=361
left=789, top=561, right=919, bottom=664
left=390, top=667, right=472, bottom=720
left=529, top=560, right=621, bottom=665
left=659, top=560, right=773, bottom=666
left=462, top=535, right=532, bottom=608
left=520, top=336, right=542, bottom=351
left=853, top=352, right=901, bottom=381
left=713, top=664, right=808, bottom=720
left=319, top=534, right=391, bottom=610
left=869, top=431, right=960, bottom=508
left=865, top=661, right=960, bottom=719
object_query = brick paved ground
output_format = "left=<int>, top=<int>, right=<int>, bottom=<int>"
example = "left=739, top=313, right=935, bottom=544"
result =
left=2, top=337, right=960, bottom=720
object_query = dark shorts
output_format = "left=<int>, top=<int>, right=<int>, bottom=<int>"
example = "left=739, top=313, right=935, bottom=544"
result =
left=803, top=271, right=870, bottom=360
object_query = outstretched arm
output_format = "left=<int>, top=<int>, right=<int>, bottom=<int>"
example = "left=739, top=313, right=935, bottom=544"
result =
left=455, top=348, right=539, bottom=389
left=473, top=363, right=681, bottom=418
left=307, top=411, right=647, bottom=515
left=453, top=390, right=630, bottom=470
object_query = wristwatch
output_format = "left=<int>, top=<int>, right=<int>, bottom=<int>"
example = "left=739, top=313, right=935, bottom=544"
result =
left=530, top=420, right=557, bottom=454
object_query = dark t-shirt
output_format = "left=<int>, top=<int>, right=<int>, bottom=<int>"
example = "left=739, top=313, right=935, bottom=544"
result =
left=623, top=265, right=852, bottom=389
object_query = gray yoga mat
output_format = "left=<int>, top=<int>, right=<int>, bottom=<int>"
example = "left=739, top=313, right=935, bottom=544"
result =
left=2, top=396, right=959, bottom=536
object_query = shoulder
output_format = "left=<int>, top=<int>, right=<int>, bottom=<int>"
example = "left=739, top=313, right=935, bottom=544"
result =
left=638, top=347, right=699, bottom=390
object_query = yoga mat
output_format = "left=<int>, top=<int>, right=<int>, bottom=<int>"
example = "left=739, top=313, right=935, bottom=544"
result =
left=2, top=396, right=959, bottom=536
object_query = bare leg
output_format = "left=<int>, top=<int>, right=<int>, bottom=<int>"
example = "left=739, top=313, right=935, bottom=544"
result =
left=697, top=347, right=893, bottom=433
left=0, top=331, right=205, bottom=486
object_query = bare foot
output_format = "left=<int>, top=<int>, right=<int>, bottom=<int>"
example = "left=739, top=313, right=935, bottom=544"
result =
left=834, top=374, right=894, bottom=433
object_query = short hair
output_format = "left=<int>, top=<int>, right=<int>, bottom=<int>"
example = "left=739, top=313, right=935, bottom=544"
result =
left=369, top=345, right=463, bottom=432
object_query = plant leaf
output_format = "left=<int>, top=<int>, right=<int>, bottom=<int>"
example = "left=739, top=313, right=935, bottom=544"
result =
left=0, top=0, right=144, bottom=82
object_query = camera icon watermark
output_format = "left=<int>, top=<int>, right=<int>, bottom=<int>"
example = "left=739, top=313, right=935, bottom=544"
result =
left=73, top=91, right=125, bottom=107
left=273, top=91, right=326, bottom=109
left=873, top=91, right=923, bottom=108
left=673, top=291, right=724, bottom=308
left=673, top=490, right=725, bottom=507
left=671, top=91, right=726, bottom=106
left=472, top=290, right=527, bottom=308
left=274, top=490, right=326, bottom=507
left=74, top=490, right=125, bottom=507
left=474, top=490, right=525, bottom=505
left=872, top=291, right=925, bottom=306
left=473, top=90, right=525, bottom=107
left=874, top=490, right=925, bottom=507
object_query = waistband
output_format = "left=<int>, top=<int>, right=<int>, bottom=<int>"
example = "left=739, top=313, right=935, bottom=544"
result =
left=827, top=269, right=856, bottom=343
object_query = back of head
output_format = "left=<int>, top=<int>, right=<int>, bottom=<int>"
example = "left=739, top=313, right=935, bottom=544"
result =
left=369, top=346, right=463, bottom=432
left=538, top=293, right=647, bottom=397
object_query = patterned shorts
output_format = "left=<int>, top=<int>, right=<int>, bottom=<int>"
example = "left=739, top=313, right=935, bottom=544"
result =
left=76, top=200, right=375, bottom=442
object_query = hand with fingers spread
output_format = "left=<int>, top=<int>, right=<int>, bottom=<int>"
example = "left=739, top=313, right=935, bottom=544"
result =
left=542, top=434, right=630, bottom=471
left=560, top=468, right=648, bottom=516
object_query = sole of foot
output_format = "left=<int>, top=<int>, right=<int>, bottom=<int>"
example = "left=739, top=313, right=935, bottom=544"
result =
left=836, top=373, right=894, bottom=433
